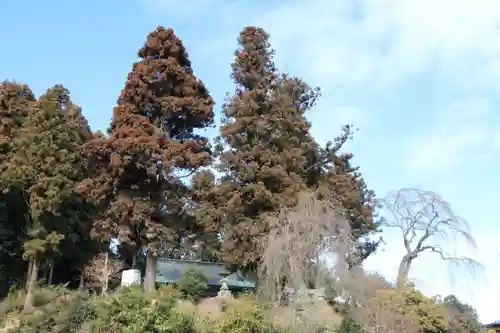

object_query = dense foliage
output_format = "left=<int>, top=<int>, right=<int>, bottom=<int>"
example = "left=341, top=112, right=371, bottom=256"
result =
left=0, top=24, right=483, bottom=333
left=0, top=286, right=285, bottom=333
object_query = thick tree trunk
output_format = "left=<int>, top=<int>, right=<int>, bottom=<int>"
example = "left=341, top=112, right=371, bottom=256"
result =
left=396, top=255, right=413, bottom=290
left=144, top=250, right=157, bottom=293
left=23, top=258, right=39, bottom=313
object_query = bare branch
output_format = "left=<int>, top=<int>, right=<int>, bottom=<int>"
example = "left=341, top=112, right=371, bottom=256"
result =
left=258, top=191, right=354, bottom=333
left=378, top=188, right=482, bottom=287
left=258, top=191, right=354, bottom=300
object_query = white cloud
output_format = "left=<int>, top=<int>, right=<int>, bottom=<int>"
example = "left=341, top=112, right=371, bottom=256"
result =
left=246, top=0, right=500, bottom=94
left=404, top=97, right=495, bottom=174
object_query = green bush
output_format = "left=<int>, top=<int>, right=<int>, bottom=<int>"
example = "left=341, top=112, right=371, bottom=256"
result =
left=202, top=298, right=284, bottom=333
left=177, top=268, right=208, bottom=303
left=84, top=286, right=195, bottom=333
left=1, top=286, right=301, bottom=333
left=5, top=286, right=97, bottom=333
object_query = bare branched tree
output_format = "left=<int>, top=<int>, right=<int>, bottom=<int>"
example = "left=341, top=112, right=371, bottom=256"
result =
left=378, top=188, right=481, bottom=288
left=259, top=191, right=353, bottom=301
left=84, top=252, right=121, bottom=295
left=258, top=191, right=353, bottom=332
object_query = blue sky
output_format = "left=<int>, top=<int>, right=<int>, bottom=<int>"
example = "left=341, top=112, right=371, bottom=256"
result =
left=2, top=0, right=500, bottom=322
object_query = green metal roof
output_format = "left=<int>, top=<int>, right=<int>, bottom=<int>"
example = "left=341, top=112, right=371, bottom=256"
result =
left=155, top=259, right=256, bottom=289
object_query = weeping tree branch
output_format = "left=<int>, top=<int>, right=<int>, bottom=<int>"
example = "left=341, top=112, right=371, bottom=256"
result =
left=378, top=188, right=482, bottom=289
left=258, top=191, right=353, bottom=333
left=258, top=191, right=354, bottom=300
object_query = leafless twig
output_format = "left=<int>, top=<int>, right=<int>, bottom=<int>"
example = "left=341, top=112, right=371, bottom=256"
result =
left=258, top=191, right=353, bottom=332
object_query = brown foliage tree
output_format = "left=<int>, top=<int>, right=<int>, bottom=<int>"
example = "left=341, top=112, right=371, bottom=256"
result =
left=195, top=26, right=378, bottom=272
left=195, top=26, right=321, bottom=270
left=79, top=26, right=214, bottom=293
left=83, top=252, right=121, bottom=295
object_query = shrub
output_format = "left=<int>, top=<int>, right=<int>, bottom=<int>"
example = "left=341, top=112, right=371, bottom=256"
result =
left=157, top=284, right=181, bottom=300
left=1, top=286, right=327, bottom=333
left=203, top=298, right=284, bottom=333
left=177, top=268, right=208, bottom=303
left=4, top=286, right=97, bottom=333
left=83, top=286, right=194, bottom=333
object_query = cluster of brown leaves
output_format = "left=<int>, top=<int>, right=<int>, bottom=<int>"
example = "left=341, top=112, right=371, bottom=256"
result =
left=83, top=252, right=121, bottom=293
left=78, top=27, right=215, bottom=285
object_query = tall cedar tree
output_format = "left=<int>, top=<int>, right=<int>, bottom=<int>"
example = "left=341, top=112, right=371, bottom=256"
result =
left=41, top=88, right=99, bottom=288
left=195, top=27, right=378, bottom=272
left=1, top=85, right=90, bottom=311
left=79, top=27, right=214, bottom=292
left=194, top=27, right=322, bottom=270
left=0, top=81, right=35, bottom=296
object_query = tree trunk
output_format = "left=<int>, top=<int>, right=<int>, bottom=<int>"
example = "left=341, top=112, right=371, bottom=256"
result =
left=144, top=250, right=156, bottom=293
left=102, top=251, right=109, bottom=296
left=79, top=273, right=84, bottom=290
left=24, top=259, right=33, bottom=292
left=396, top=255, right=413, bottom=290
left=23, top=258, right=39, bottom=313
left=47, top=260, right=54, bottom=286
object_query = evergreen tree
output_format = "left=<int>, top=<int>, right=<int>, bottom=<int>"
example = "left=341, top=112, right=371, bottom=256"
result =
left=40, top=86, right=99, bottom=287
left=196, top=27, right=379, bottom=272
left=79, top=26, right=214, bottom=293
left=1, top=85, right=90, bottom=311
left=0, top=81, right=35, bottom=296
left=195, top=27, right=321, bottom=269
